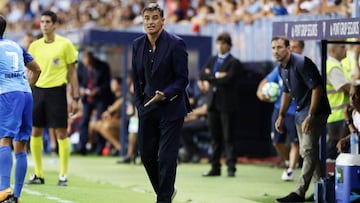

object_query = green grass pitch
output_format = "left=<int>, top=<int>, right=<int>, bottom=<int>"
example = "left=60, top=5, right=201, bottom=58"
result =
left=18, top=155, right=313, bottom=203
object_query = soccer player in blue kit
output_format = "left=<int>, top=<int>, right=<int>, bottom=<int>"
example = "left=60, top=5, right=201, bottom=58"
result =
left=0, top=15, right=41, bottom=203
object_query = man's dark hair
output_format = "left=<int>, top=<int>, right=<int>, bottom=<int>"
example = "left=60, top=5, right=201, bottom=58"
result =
left=298, top=40, right=305, bottom=49
left=113, top=76, right=122, bottom=85
left=82, top=50, right=96, bottom=65
left=217, top=32, right=232, bottom=46
left=0, top=15, right=6, bottom=37
left=41, top=10, right=57, bottom=23
left=272, top=36, right=290, bottom=47
left=142, top=3, right=164, bottom=18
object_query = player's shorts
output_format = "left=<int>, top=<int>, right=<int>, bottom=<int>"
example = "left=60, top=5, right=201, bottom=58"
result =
left=0, top=91, right=33, bottom=141
left=32, top=85, right=68, bottom=128
left=271, top=108, right=299, bottom=144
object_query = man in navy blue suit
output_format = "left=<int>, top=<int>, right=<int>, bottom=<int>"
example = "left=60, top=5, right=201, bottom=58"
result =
left=77, top=50, right=113, bottom=155
left=131, top=3, right=191, bottom=203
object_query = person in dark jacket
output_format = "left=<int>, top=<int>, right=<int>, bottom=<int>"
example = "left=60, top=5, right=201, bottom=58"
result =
left=131, top=3, right=191, bottom=203
left=200, top=32, right=243, bottom=177
left=77, top=50, right=113, bottom=155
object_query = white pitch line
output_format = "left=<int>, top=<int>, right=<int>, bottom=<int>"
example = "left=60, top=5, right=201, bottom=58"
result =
left=22, top=188, right=74, bottom=203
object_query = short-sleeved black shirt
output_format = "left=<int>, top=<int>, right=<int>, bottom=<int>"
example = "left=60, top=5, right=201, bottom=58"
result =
left=279, top=53, right=331, bottom=123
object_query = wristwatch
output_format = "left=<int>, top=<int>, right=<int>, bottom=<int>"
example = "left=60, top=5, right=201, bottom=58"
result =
left=345, top=119, right=353, bottom=126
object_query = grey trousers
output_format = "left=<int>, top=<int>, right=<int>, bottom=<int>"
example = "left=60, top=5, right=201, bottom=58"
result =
left=294, top=114, right=329, bottom=197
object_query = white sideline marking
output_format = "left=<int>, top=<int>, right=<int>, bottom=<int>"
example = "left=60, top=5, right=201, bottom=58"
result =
left=22, top=188, right=74, bottom=203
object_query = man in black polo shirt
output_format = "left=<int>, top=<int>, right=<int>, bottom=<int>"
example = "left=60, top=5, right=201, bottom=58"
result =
left=271, top=36, right=331, bottom=202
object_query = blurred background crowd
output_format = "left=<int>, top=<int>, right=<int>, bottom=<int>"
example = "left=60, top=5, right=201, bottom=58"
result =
left=0, top=0, right=356, bottom=34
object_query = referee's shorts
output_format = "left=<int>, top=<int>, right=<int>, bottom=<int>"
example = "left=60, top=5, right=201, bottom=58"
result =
left=32, top=85, right=68, bottom=129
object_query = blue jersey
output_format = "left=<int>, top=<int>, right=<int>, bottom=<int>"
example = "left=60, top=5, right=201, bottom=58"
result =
left=0, top=38, right=33, bottom=94
left=265, top=67, right=296, bottom=115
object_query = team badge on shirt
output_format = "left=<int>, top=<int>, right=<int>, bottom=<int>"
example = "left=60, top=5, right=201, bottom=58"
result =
left=53, top=58, right=60, bottom=66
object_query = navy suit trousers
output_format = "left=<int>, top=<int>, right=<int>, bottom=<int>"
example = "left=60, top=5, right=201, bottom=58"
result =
left=138, top=108, right=183, bottom=203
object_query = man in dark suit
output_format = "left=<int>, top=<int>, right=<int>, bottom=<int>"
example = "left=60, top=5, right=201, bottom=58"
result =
left=77, top=50, right=113, bottom=155
left=200, top=32, right=243, bottom=177
left=131, top=3, right=191, bottom=203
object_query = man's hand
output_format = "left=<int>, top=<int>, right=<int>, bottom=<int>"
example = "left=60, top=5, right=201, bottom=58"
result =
left=275, top=116, right=284, bottom=133
left=301, top=116, right=312, bottom=134
left=69, top=99, right=80, bottom=117
left=101, top=110, right=111, bottom=120
left=336, top=137, right=348, bottom=153
left=144, top=90, right=166, bottom=107
left=215, top=71, right=227, bottom=78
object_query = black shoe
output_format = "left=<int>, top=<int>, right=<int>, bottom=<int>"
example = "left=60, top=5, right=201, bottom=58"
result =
left=27, top=174, right=44, bottom=185
left=57, top=175, right=68, bottom=186
left=228, top=170, right=235, bottom=177
left=202, top=169, right=221, bottom=177
left=13, top=197, right=20, bottom=203
left=4, top=196, right=21, bottom=203
left=117, top=157, right=131, bottom=164
left=76, top=148, right=87, bottom=156
left=227, top=167, right=236, bottom=177
left=57, top=179, right=68, bottom=186
left=130, top=155, right=137, bottom=164
left=305, top=193, right=314, bottom=202
left=0, top=195, right=15, bottom=203
left=276, top=192, right=305, bottom=203
left=0, top=188, right=13, bottom=202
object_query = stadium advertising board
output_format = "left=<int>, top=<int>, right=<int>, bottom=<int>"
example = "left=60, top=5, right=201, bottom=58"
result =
left=273, top=18, right=360, bottom=40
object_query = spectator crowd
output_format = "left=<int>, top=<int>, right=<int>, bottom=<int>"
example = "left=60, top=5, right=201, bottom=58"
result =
left=1, top=1, right=360, bottom=202
left=0, top=0, right=355, bottom=35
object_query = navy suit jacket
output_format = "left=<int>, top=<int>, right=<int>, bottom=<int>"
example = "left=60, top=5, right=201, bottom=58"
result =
left=77, top=58, right=113, bottom=105
left=200, top=54, right=243, bottom=112
left=132, top=30, right=191, bottom=121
